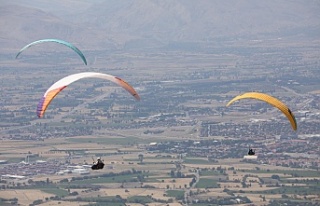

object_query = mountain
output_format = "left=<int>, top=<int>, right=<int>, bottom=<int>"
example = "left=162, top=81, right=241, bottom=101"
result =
left=73, top=0, right=320, bottom=40
left=0, top=3, right=116, bottom=53
left=1, top=0, right=319, bottom=52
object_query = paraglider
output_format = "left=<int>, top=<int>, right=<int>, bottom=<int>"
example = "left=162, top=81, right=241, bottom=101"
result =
left=91, top=157, right=105, bottom=170
left=226, top=92, right=297, bottom=131
left=248, top=147, right=255, bottom=155
left=16, top=39, right=87, bottom=65
left=37, top=72, right=140, bottom=118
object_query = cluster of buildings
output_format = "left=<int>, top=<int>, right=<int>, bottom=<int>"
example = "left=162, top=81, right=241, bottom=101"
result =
left=0, top=159, right=98, bottom=183
left=146, top=134, right=319, bottom=170
left=0, top=160, right=62, bottom=178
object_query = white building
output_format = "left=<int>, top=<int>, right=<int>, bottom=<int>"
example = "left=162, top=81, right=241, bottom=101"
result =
left=72, top=168, right=90, bottom=175
left=1, top=174, right=26, bottom=181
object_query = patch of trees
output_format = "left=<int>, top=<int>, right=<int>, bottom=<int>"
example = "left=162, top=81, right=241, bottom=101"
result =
left=191, top=195, right=251, bottom=205
left=169, top=170, right=186, bottom=178
left=143, top=129, right=164, bottom=134
left=269, top=199, right=318, bottom=206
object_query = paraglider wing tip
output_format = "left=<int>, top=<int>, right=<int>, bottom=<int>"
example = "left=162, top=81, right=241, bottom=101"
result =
left=36, top=110, right=43, bottom=118
left=15, top=52, right=21, bottom=59
left=226, top=101, right=233, bottom=107
left=36, top=109, right=42, bottom=118
left=36, top=96, right=47, bottom=118
left=133, top=93, right=140, bottom=101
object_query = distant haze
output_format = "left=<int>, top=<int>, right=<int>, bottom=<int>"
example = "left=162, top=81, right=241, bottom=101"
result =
left=1, top=0, right=319, bottom=51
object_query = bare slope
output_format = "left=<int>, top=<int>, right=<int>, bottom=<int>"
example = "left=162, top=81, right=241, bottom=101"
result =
left=77, top=0, right=320, bottom=40
left=0, top=4, right=115, bottom=52
left=1, top=0, right=319, bottom=52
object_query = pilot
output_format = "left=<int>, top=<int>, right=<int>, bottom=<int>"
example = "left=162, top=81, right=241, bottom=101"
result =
left=248, top=148, right=255, bottom=155
left=92, top=157, right=105, bottom=170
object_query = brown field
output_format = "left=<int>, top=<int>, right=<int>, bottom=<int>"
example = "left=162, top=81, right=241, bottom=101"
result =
left=147, top=203, right=183, bottom=206
left=0, top=189, right=54, bottom=206
left=99, top=188, right=169, bottom=200
left=197, top=191, right=229, bottom=198
left=33, top=174, right=77, bottom=183
left=146, top=178, right=192, bottom=189
left=126, top=204, right=145, bottom=206
left=236, top=193, right=282, bottom=204
left=38, top=201, right=88, bottom=206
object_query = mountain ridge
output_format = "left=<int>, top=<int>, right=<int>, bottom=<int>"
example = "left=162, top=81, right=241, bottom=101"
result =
left=1, top=0, right=319, bottom=52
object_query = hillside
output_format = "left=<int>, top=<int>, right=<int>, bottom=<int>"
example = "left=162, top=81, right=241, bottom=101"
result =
left=1, top=0, right=319, bottom=52
left=0, top=4, right=115, bottom=53
left=73, top=0, right=320, bottom=40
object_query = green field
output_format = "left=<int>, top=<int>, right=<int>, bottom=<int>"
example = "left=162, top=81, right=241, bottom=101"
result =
left=196, top=178, right=219, bottom=188
left=40, top=187, right=69, bottom=197
left=71, top=196, right=125, bottom=206
left=68, top=174, right=139, bottom=185
left=199, top=170, right=222, bottom=176
left=243, top=169, right=320, bottom=177
left=245, top=186, right=320, bottom=195
left=184, top=158, right=210, bottom=164
left=127, top=196, right=153, bottom=204
left=166, top=189, right=185, bottom=200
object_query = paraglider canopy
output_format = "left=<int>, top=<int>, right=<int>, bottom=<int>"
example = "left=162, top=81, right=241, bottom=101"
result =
left=226, top=92, right=297, bottom=131
left=37, top=72, right=140, bottom=118
left=16, top=38, right=87, bottom=65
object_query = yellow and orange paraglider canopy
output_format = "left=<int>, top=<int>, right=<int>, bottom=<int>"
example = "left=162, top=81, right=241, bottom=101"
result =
left=226, top=92, right=297, bottom=131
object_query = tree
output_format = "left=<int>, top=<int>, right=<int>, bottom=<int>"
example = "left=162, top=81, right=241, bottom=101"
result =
left=170, top=170, right=175, bottom=177
left=28, top=179, right=34, bottom=184
left=138, top=154, right=144, bottom=164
